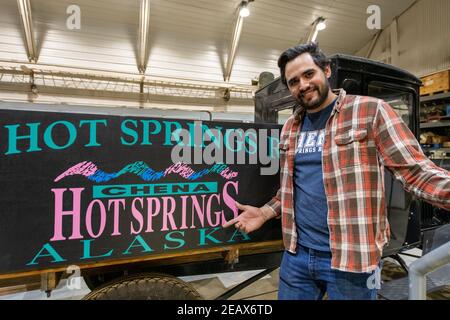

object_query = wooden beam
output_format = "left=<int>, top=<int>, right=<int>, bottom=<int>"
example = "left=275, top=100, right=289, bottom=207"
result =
left=0, top=240, right=283, bottom=281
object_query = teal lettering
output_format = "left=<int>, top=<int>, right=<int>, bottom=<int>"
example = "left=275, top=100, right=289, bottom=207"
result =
left=93, top=182, right=217, bottom=198
left=120, top=119, right=139, bottom=145
left=79, top=119, right=107, bottom=147
left=162, top=121, right=182, bottom=146
left=5, top=123, right=42, bottom=155
left=93, top=186, right=126, bottom=198
left=80, top=239, right=113, bottom=259
left=267, top=136, right=279, bottom=158
left=245, top=131, right=257, bottom=154
left=224, top=129, right=243, bottom=152
left=227, top=229, right=251, bottom=243
left=203, top=126, right=221, bottom=148
left=27, top=243, right=66, bottom=265
left=198, top=227, right=222, bottom=246
left=193, top=184, right=210, bottom=192
left=43, top=121, right=77, bottom=150
left=141, top=120, right=161, bottom=145
left=187, top=122, right=200, bottom=147
left=164, top=231, right=186, bottom=249
left=122, top=235, right=153, bottom=254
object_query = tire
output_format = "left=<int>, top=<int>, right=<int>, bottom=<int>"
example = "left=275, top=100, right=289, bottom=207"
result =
left=83, top=273, right=202, bottom=300
left=83, top=271, right=124, bottom=291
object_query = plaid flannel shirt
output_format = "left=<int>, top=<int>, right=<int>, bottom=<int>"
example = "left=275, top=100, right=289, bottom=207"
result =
left=265, top=88, right=450, bottom=273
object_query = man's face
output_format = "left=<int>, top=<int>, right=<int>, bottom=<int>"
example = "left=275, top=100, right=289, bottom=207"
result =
left=284, top=53, right=331, bottom=110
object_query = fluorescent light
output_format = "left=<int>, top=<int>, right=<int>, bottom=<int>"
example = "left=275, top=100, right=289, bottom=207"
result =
left=308, top=17, right=326, bottom=42
left=17, top=0, right=37, bottom=63
left=239, top=7, right=250, bottom=17
left=138, top=0, right=151, bottom=74
left=225, top=0, right=252, bottom=81
left=311, top=30, right=319, bottom=42
left=239, top=2, right=250, bottom=17
left=316, top=20, right=326, bottom=30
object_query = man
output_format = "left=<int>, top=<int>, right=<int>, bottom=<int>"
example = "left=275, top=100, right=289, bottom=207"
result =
left=223, top=42, right=450, bottom=300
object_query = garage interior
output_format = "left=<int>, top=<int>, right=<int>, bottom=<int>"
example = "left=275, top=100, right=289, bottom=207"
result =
left=0, top=0, right=449, bottom=300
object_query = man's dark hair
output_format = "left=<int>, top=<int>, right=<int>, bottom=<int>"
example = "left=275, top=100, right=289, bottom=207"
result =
left=278, top=42, right=331, bottom=85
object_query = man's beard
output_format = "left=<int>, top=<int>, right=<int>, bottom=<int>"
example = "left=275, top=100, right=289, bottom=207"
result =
left=296, top=81, right=330, bottom=110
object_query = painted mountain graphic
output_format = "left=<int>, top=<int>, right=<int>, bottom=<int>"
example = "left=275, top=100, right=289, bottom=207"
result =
left=54, top=161, right=238, bottom=183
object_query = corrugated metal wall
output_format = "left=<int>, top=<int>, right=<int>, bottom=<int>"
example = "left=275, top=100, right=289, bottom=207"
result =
left=0, top=0, right=29, bottom=62
left=356, top=0, right=450, bottom=77
left=32, top=0, right=141, bottom=74
left=1, top=0, right=416, bottom=84
left=0, top=0, right=431, bottom=113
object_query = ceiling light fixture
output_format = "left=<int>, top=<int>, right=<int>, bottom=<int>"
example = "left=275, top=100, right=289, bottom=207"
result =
left=224, top=0, right=254, bottom=82
left=307, top=17, right=327, bottom=43
left=138, top=0, right=151, bottom=74
left=17, top=0, right=37, bottom=63
left=239, top=1, right=250, bottom=17
left=316, top=18, right=327, bottom=31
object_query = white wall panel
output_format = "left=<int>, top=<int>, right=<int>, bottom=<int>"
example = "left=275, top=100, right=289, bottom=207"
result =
left=356, top=0, right=450, bottom=77
left=402, top=0, right=450, bottom=76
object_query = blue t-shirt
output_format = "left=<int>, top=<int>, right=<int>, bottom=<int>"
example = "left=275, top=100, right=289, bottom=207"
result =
left=294, top=99, right=336, bottom=252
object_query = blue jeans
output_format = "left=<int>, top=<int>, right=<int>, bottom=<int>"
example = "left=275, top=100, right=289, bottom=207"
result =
left=278, top=245, right=379, bottom=300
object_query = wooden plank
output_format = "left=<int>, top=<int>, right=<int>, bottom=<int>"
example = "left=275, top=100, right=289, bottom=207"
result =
left=0, top=240, right=283, bottom=281
left=0, top=282, right=41, bottom=297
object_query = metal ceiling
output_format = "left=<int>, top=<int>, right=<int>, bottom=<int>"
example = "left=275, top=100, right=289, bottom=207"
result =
left=1, top=0, right=416, bottom=88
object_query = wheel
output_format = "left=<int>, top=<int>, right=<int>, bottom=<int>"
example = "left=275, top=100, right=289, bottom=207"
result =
left=82, top=273, right=202, bottom=300
left=83, top=271, right=124, bottom=291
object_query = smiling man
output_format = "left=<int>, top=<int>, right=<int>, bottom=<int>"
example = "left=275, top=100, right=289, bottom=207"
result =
left=223, top=42, right=450, bottom=300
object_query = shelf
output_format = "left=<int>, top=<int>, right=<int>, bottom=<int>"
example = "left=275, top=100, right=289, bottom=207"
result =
left=430, top=158, right=450, bottom=170
left=420, top=121, right=450, bottom=129
left=420, top=91, right=450, bottom=103
left=422, top=147, right=450, bottom=152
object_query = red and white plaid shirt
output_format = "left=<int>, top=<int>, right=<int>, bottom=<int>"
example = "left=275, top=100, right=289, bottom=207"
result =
left=265, top=89, right=450, bottom=273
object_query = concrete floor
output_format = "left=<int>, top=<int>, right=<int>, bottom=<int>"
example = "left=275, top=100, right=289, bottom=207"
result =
left=0, top=268, right=278, bottom=300
left=0, top=248, right=448, bottom=300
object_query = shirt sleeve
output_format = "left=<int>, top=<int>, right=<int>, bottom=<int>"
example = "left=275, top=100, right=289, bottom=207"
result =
left=264, top=188, right=281, bottom=217
left=373, top=100, right=450, bottom=211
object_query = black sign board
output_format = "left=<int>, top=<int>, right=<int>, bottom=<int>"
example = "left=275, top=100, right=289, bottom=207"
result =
left=0, top=108, right=281, bottom=275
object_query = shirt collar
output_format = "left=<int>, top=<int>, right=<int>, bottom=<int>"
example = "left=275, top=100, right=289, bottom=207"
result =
left=293, top=88, right=347, bottom=122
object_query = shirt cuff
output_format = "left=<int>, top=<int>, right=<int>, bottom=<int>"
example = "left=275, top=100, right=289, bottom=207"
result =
left=261, top=202, right=280, bottom=220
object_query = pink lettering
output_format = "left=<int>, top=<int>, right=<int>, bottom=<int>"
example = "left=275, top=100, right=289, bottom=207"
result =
left=108, top=199, right=125, bottom=236
left=161, top=197, right=177, bottom=231
left=146, top=197, right=160, bottom=232
left=50, top=188, right=84, bottom=241
left=131, top=198, right=144, bottom=234
left=179, top=195, right=189, bottom=230
left=85, top=200, right=106, bottom=238
left=222, top=181, right=239, bottom=224
left=190, top=195, right=206, bottom=228
left=206, top=194, right=222, bottom=227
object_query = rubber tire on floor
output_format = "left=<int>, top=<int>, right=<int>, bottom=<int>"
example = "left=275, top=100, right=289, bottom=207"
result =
left=83, top=273, right=202, bottom=300
left=83, top=271, right=125, bottom=291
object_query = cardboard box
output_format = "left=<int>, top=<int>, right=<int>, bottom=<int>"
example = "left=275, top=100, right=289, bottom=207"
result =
left=431, top=136, right=449, bottom=144
left=420, top=70, right=450, bottom=96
